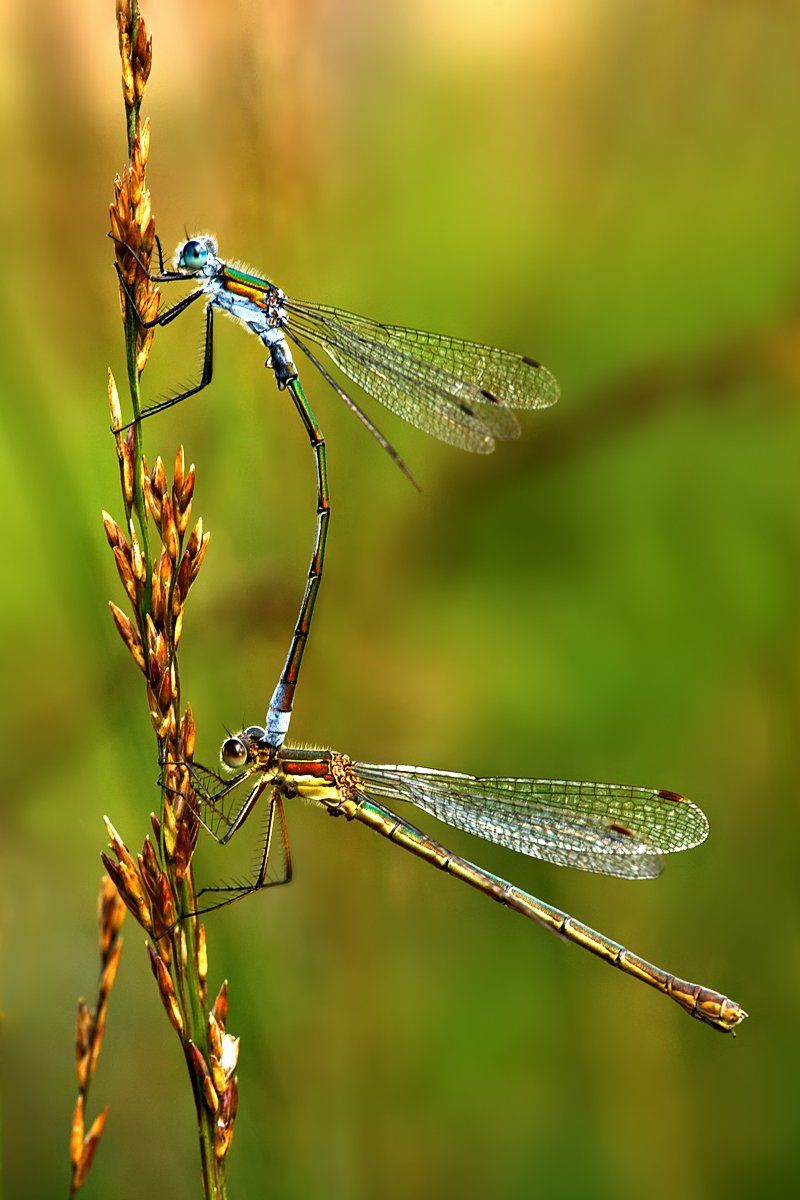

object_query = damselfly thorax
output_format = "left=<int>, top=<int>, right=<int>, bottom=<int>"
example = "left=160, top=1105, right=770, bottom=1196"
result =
left=189, top=250, right=299, bottom=382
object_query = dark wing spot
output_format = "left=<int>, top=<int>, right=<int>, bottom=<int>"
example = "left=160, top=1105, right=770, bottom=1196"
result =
left=458, top=401, right=476, bottom=416
left=608, top=823, right=634, bottom=837
left=480, top=388, right=500, bottom=404
left=522, top=356, right=542, bottom=368
left=657, top=789, right=685, bottom=804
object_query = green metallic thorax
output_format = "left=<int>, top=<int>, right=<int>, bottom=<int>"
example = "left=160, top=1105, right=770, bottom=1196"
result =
left=222, top=263, right=273, bottom=291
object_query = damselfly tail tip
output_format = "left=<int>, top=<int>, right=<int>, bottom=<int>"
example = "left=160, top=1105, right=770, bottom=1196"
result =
left=702, top=994, right=748, bottom=1035
left=727, top=1001, right=748, bottom=1028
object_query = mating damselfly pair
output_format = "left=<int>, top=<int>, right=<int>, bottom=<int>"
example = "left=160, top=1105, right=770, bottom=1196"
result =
left=116, top=232, right=745, bottom=1033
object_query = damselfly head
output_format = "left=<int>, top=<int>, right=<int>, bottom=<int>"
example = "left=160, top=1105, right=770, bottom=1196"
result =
left=220, top=725, right=272, bottom=770
left=175, top=234, right=218, bottom=273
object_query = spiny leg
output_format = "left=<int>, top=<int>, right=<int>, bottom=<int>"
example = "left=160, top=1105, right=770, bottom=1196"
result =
left=263, top=376, right=331, bottom=746
left=108, top=231, right=186, bottom=282
left=158, top=758, right=257, bottom=847
left=115, top=264, right=205, bottom=328
left=172, top=759, right=267, bottom=847
left=193, top=794, right=293, bottom=921
left=115, top=302, right=215, bottom=432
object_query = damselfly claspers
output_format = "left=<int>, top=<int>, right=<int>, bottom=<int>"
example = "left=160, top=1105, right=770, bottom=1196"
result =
left=114, top=234, right=559, bottom=747
left=176, top=726, right=746, bottom=1034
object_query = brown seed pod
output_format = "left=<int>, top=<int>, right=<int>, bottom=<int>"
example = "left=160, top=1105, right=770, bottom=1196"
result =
left=147, top=944, right=184, bottom=1036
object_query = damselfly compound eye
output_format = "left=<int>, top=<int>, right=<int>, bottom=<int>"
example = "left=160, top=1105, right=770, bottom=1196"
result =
left=221, top=736, right=248, bottom=769
left=179, top=239, right=209, bottom=272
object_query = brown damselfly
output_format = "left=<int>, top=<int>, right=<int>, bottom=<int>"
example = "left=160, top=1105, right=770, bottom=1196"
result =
left=170, top=728, right=746, bottom=1035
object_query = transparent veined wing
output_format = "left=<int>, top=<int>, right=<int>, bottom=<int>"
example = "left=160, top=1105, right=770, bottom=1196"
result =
left=354, top=764, right=709, bottom=880
left=296, top=303, right=561, bottom=410
left=286, top=299, right=558, bottom=453
left=288, top=304, right=514, bottom=451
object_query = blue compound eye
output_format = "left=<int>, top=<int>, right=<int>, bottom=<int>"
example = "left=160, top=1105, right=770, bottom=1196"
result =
left=180, top=239, right=208, bottom=271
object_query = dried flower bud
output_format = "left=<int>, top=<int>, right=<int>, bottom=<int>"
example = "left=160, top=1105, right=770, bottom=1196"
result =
left=161, top=494, right=180, bottom=563
left=146, top=944, right=184, bottom=1035
left=208, top=1012, right=223, bottom=1060
left=173, top=804, right=198, bottom=882
left=220, top=1033, right=240, bottom=1080
left=162, top=791, right=179, bottom=856
left=144, top=471, right=161, bottom=523
left=209, top=1054, right=227, bottom=1096
left=120, top=54, right=135, bottom=109
left=75, top=1001, right=93, bottom=1089
left=212, top=980, right=229, bottom=1027
left=117, top=860, right=152, bottom=930
left=75, top=1108, right=109, bottom=1190
left=173, top=445, right=185, bottom=500
left=108, top=602, right=145, bottom=672
left=180, top=463, right=196, bottom=510
left=103, top=817, right=137, bottom=875
left=133, top=16, right=153, bottom=100
left=152, top=455, right=167, bottom=498
left=69, top=1094, right=86, bottom=1170
left=139, top=117, right=151, bottom=165
left=108, top=369, right=123, bottom=435
left=98, top=874, right=126, bottom=954
left=188, top=1041, right=219, bottom=1114
left=210, top=1032, right=239, bottom=1093
left=159, top=547, right=173, bottom=592
left=155, top=872, right=177, bottom=933
left=113, top=546, right=139, bottom=606
left=136, top=337, right=153, bottom=376
left=101, top=511, right=125, bottom=550
left=215, top=1076, right=239, bottom=1160
left=129, top=526, right=146, bottom=583
left=139, top=836, right=161, bottom=893
left=180, top=707, right=196, bottom=760
left=100, top=941, right=123, bottom=998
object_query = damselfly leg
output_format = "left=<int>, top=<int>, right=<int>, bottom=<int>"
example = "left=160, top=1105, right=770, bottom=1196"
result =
left=160, top=761, right=292, bottom=922
left=194, top=792, right=293, bottom=918
left=114, top=267, right=215, bottom=426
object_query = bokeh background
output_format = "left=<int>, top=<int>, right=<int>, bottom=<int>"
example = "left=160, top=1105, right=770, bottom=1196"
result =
left=1, top=1, right=799, bottom=1196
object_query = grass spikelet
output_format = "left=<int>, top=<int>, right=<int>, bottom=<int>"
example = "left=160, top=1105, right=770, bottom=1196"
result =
left=68, top=876, right=125, bottom=1196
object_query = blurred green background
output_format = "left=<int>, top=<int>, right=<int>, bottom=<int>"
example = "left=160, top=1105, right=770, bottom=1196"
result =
left=1, top=1, right=799, bottom=1196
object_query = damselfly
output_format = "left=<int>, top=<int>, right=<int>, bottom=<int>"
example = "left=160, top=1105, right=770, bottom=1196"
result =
left=176, top=726, right=746, bottom=1034
left=113, top=234, right=559, bottom=747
